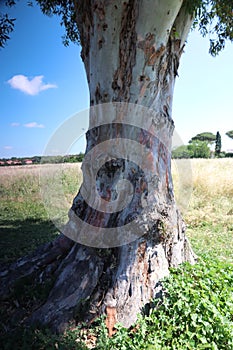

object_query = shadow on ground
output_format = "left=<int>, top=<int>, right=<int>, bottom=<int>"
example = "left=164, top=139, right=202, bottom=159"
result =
left=0, top=218, right=58, bottom=264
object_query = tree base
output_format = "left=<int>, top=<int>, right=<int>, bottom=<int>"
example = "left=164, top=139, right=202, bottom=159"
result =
left=0, top=210, right=196, bottom=335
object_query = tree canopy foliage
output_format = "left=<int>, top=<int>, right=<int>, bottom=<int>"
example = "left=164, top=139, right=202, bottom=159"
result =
left=0, top=0, right=233, bottom=55
left=189, top=132, right=216, bottom=143
left=226, top=130, right=233, bottom=139
left=0, top=0, right=16, bottom=48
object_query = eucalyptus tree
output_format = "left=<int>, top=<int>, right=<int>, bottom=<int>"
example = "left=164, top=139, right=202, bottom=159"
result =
left=1, top=0, right=232, bottom=333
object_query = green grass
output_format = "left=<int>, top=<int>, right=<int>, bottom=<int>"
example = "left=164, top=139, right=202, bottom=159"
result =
left=0, top=160, right=232, bottom=349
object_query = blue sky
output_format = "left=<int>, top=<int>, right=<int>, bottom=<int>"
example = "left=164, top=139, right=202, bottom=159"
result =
left=0, top=0, right=233, bottom=158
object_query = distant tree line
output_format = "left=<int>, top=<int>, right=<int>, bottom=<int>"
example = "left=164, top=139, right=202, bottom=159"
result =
left=2, top=134, right=233, bottom=164
left=172, top=131, right=233, bottom=159
left=0, top=153, right=84, bottom=166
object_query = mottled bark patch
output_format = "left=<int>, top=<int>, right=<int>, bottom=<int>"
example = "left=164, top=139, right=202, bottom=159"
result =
left=137, top=33, right=165, bottom=67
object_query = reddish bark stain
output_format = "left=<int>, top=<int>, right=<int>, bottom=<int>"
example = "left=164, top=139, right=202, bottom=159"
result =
left=137, top=241, right=147, bottom=263
left=105, top=306, right=117, bottom=337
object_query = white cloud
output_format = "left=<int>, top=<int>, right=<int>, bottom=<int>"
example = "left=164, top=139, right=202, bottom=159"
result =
left=11, top=122, right=20, bottom=127
left=24, top=122, right=45, bottom=128
left=7, top=75, right=57, bottom=95
left=4, top=146, right=13, bottom=150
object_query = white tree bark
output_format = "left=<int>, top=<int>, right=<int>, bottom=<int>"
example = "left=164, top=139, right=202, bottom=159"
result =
left=63, top=0, right=197, bottom=330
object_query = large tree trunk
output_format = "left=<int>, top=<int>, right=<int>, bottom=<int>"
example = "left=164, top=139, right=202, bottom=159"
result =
left=0, top=0, right=196, bottom=334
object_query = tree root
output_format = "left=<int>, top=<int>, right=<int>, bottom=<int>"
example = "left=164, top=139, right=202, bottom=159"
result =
left=0, top=234, right=115, bottom=334
left=26, top=243, right=105, bottom=333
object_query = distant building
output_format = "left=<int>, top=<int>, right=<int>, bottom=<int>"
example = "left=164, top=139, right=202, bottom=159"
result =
left=13, top=160, right=22, bottom=165
left=24, top=159, right=33, bottom=165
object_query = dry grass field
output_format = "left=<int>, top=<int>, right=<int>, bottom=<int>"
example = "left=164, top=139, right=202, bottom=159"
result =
left=0, top=159, right=232, bottom=263
left=172, top=158, right=233, bottom=262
